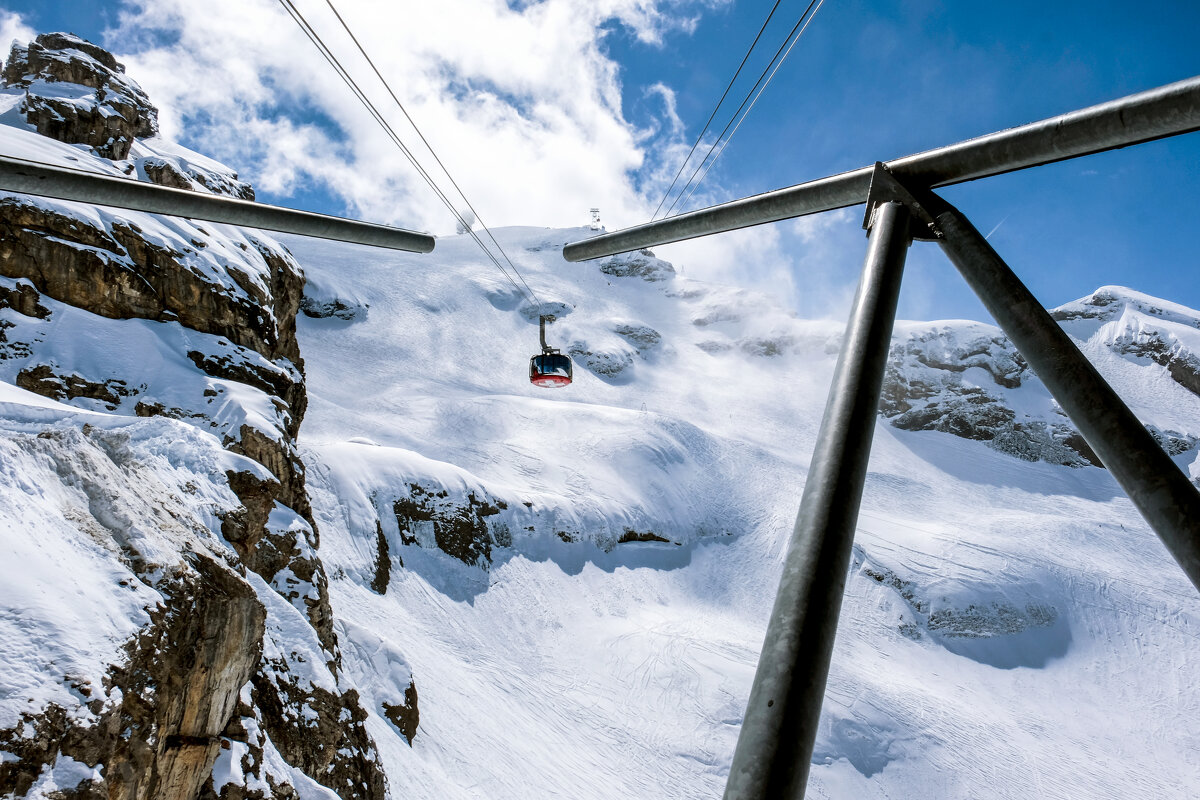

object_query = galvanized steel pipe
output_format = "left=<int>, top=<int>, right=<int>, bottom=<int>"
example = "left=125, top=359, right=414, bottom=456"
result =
left=724, top=202, right=913, bottom=800
left=927, top=192, right=1200, bottom=592
left=564, top=74, right=1200, bottom=261
left=0, top=155, right=436, bottom=253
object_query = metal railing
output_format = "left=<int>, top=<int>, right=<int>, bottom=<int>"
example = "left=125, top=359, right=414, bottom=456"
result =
left=0, top=155, right=435, bottom=253
left=563, top=76, right=1200, bottom=799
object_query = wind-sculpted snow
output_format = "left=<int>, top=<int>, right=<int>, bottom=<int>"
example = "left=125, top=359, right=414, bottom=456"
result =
left=854, top=545, right=1069, bottom=669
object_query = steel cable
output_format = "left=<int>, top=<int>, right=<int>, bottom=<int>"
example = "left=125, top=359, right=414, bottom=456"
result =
left=672, top=0, right=826, bottom=215
left=320, top=0, right=542, bottom=308
left=651, top=0, right=785, bottom=221
left=663, top=0, right=823, bottom=218
left=276, top=0, right=542, bottom=309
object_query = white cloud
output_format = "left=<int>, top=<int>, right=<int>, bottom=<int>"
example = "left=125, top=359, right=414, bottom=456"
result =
left=0, top=9, right=35, bottom=55
left=654, top=207, right=864, bottom=323
left=104, top=0, right=732, bottom=236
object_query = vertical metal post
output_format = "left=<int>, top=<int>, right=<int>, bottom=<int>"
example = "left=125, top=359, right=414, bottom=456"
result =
left=926, top=196, right=1200, bottom=591
left=724, top=201, right=912, bottom=800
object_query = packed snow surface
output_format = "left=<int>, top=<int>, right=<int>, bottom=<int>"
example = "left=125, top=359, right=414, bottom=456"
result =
left=287, top=227, right=1200, bottom=798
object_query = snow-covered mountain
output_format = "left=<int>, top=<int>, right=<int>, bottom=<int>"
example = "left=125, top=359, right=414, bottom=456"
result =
left=1, top=32, right=1198, bottom=800
left=290, top=233, right=1200, bottom=799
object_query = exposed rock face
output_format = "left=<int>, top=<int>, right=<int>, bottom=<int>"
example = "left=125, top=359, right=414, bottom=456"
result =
left=381, top=682, right=420, bottom=746
left=0, top=275, right=49, bottom=319
left=614, top=323, right=661, bottom=353
left=16, top=362, right=135, bottom=409
left=881, top=289, right=1200, bottom=471
left=1050, top=286, right=1200, bottom=399
left=300, top=294, right=368, bottom=321
left=393, top=483, right=508, bottom=567
left=0, top=34, right=398, bottom=800
left=3, top=33, right=158, bottom=159
left=368, top=471, right=689, bottom=576
left=880, top=328, right=1028, bottom=418
left=881, top=325, right=1101, bottom=468
left=1116, top=331, right=1200, bottom=397
left=597, top=249, right=675, bottom=282
left=0, top=198, right=304, bottom=365
left=250, top=678, right=385, bottom=800
left=0, top=555, right=266, bottom=800
left=618, top=529, right=671, bottom=544
left=853, top=546, right=1068, bottom=669
left=0, top=197, right=324, bottom=638
left=371, top=519, right=392, bottom=594
left=567, top=340, right=635, bottom=379
left=140, top=156, right=256, bottom=201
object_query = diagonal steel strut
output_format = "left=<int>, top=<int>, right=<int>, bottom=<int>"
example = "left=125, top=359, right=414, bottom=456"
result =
left=906, top=179, right=1200, bottom=591
left=720, top=164, right=1200, bottom=800
left=724, top=195, right=913, bottom=800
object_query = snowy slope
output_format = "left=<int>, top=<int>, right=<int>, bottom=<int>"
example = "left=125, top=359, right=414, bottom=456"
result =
left=288, top=227, right=1200, bottom=798
left=0, top=381, right=363, bottom=800
left=0, top=381, right=253, bottom=728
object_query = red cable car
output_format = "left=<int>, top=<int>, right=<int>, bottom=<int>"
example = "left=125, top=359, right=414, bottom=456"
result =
left=530, top=314, right=573, bottom=388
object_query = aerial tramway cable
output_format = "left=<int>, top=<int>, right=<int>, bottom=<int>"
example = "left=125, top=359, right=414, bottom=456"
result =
left=275, top=0, right=542, bottom=311
left=318, top=0, right=543, bottom=309
left=662, top=0, right=825, bottom=218
left=651, top=0, right=785, bottom=221
left=276, top=0, right=571, bottom=385
left=672, top=0, right=826, bottom=215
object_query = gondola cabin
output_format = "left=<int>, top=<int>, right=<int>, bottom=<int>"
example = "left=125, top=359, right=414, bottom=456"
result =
left=530, top=313, right=572, bottom=387
left=530, top=352, right=572, bottom=387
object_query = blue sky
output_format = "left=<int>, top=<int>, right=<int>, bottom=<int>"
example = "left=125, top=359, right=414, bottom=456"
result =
left=3, top=0, right=1200, bottom=323
left=603, top=0, right=1200, bottom=320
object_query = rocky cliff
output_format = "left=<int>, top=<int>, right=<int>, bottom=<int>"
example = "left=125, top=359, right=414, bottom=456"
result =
left=879, top=291, right=1200, bottom=472
left=0, top=34, right=397, bottom=800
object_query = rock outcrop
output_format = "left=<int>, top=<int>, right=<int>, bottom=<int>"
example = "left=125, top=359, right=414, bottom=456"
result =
left=393, top=483, right=508, bottom=568
left=880, top=324, right=1101, bottom=467
left=1051, top=286, right=1200, bottom=398
left=879, top=288, right=1200, bottom=471
left=0, top=34, right=398, bottom=800
left=3, top=32, right=158, bottom=159
left=597, top=249, right=675, bottom=282
left=0, top=555, right=266, bottom=800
